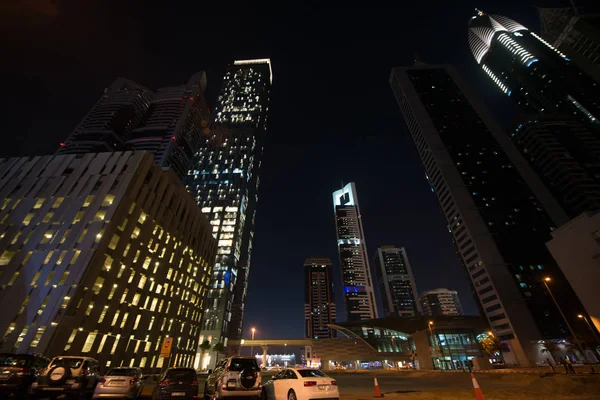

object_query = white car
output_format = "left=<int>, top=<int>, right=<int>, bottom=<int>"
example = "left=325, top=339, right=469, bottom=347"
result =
left=261, top=368, right=338, bottom=400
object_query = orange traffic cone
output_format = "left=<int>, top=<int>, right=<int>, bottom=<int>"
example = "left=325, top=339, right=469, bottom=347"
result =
left=373, top=374, right=384, bottom=397
left=470, top=373, right=485, bottom=400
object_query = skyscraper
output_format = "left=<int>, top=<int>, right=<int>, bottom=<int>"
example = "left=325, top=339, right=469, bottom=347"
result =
left=538, top=7, right=600, bottom=83
left=128, top=72, right=211, bottom=180
left=420, top=289, right=463, bottom=317
left=468, top=10, right=600, bottom=125
left=186, top=59, right=271, bottom=366
left=390, top=63, right=589, bottom=366
left=332, top=182, right=378, bottom=322
left=58, top=78, right=153, bottom=154
left=373, top=246, right=420, bottom=317
left=303, top=258, right=336, bottom=339
left=511, top=115, right=600, bottom=218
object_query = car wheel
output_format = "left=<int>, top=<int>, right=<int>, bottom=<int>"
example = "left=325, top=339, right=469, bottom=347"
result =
left=288, top=389, right=297, bottom=400
left=260, top=387, right=268, bottom=400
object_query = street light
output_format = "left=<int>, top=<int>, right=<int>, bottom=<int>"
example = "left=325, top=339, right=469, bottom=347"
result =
left=578, top=314, right=600, bottom=345
left=250, top=327, right=256, bottom=358
left=542, top=277, right=586, bottom=360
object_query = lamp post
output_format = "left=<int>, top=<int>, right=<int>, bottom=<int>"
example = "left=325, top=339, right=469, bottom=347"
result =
left=543, top=277, right=586, bottom=360
left=250, top=327, right=256, bottom=358
left=578, top=314, right=600, bottom=345
left=428, top=321, right=436, bottom=369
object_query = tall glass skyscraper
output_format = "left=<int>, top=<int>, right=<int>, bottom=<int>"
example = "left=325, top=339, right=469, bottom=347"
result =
left=186, top=59, right=271, bottom=367
left=468, top=10, right=600, bottom=125
left=373, top=246, right=420, bottom=317
left=332, top=182, right=378, bottom=322
left=390, top=63, right=589, bottom=366
left=303, top=258, right=336, bottom=339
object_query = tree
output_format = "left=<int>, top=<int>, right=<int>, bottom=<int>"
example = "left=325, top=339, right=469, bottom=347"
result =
left=199, top=340, right=211, bottom=369
left=213, top=342, right=226, bottom=364
left=479, top=335, right=509, bottom=360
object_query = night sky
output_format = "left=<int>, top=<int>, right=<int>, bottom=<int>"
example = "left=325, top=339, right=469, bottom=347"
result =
left=1, top=0, right=589, bottom=341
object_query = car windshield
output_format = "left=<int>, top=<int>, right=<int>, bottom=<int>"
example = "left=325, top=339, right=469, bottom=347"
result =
left=229, top=358, right=257, bottom=372
left=49, top=358, right=84, bottom=369
left=0, top=355, right=29, bottom=367
left=106, top=368, right=138, bottom=377
left=297, top=370, right=327, bottom=378
left=165, top=369, right=196, bottom=381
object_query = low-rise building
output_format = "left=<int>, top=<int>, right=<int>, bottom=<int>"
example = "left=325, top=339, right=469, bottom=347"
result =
left=0, top=152, right=216, bottom=370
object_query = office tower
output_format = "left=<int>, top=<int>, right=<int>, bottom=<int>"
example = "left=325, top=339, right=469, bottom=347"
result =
left=538, top=7, right=600, bottom=83
left=303, top=258, right=336, bottom=339
left=511, top=115, right=600, bottom=218
left=332, top=182, right=378, bottom=322
left=373, top=246, right=420, bottom=317
left=468, top=10, right=600, bottom=125
left=390, top=63, right=590, bottom=366
left=128, top=72, right=211, bottom=180
left=186, top=59, right=271, bottom=364
left=420, top=289, right=463, bottom=316
left=59, top=78, right=153, bottom=154
left=0, top=152, right=216, bottom=369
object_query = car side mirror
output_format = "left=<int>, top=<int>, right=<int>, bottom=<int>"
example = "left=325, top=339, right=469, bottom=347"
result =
left=208, top=369, right=213, bottom=374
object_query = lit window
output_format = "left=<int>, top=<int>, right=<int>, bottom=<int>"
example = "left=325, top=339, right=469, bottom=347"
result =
left=92, top=277, right=104, bottom=295
left=94, top=211, right=106, bottom=222
left=43, top=212, right=54, bottom=223
left=102, top=195, right=115, bottom=207
left=108, top=234, right=119, bottom=250
left=33, top=198, right=45, bottom=209
left=83, top=195, right=94, bottom=207
left=82, top=331, right=97, bottom=353
left=22, top=213, right=35, bottom=226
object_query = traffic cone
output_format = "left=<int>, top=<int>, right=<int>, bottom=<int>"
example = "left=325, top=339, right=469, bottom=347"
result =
left=373, top=374, right=384, bottom=397
left=470, top=373, right=485, bottom=400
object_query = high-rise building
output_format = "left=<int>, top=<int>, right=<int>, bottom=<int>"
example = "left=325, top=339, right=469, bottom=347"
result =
left=0, top=152, right=216, bottom=369
left=538, top=7, right=600, bottom=83
left=511, top=115, right=600, bottom=218
left=332, top=182, right=378, bottom=322
left=128, top=72, right=211, bottom=180
left=303, top=258, right=336, bottom=339
left=390, top=63, right=590, bottom=366
left=59, top=73, right=211, bottom=181
left=58, top=78, right=153, bottom=154
left=468, top=10, right=600, bottom=125
left=373, top=246, right=420, bottom=317
left=186, top=59, right=272, bottom=366
left=420, top=289, right=463, bottom=316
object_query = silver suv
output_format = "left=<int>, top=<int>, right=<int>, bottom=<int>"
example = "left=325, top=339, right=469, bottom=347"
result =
left=31, top=356, right=100, bottom=399
left=204, top=357, right=261, bottom=399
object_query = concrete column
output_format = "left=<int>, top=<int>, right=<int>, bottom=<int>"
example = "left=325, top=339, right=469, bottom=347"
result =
left=261, top=345, right=268, bottom=368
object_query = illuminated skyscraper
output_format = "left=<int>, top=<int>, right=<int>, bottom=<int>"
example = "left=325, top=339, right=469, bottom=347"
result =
left=332, top=183, right=378, bottom=322
left=303, top=258, right=336, bottom=339
left=186, top=59, right=271, bottom=366
left=468, top=10, right=600, bottom=125
left=420, top=288, right=463, bottom=317
left=374, top=246, right=420, bottom=317
left=390, top=63, right=589, bottom=366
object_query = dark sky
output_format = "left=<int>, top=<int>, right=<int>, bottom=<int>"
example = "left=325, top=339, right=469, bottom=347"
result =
left=0, top=0, right=588, bottom=341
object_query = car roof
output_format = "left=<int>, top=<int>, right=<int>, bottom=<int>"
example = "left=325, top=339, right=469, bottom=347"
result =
left=230, top=356, right=256, bottom=360
left=52, top=356, right=97, bottom=360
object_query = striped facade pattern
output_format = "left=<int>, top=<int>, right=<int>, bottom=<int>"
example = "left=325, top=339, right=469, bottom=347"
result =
left=0, top=151, right=216, bottom=370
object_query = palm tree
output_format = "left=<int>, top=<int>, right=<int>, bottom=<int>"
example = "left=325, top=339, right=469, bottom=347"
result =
left=199, top=340, right=211, bottom=370
left=213, top=342, right=226, bottom=364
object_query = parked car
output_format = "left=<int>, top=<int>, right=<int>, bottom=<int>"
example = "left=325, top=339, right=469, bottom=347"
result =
left=93, top=367, right=142, bottom=399
left=139, top=374, right=159, bottom=398
left=0, top=353, right=49, bottom=399
left=31, top=356, right=100, bottom=399
left=204, top=356, right=261, bottom=399
left=154, top=368, right=198, bottom=400
left=261, top=368, right=338, bottom=400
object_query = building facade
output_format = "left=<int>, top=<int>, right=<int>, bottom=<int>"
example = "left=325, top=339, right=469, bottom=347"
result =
left=303, top=258, right=336, bottom=339
left=546, top=212, right=600, bottom=336
left=128, top=72, right=211, bottom=180
left=420, top=288, right=463, bottom=316
left=468, top=10, right=600, bottom=125
left=390, top=63, right=589, bottom=366
left=185, top=59, right=272, bottom=366
left=58, top=78, right=153, bottom=154
left=332, top=182, right=378, bottom=322
left=511, top=115, right=600, bottom=218
left=374, top=246, right=420, bottom=317
left=0, top=152, right=216, bottom=370
left=538, top=7, right=600, bottom=83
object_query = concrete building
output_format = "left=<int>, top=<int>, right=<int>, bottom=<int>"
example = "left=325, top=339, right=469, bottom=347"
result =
left=390, top=63, right=590, bottom=366
left=420, top=288, right=463, bottom=317
left=333, top=183, right=378, bottom=322
left=0, top=152, right=216, bottom=370
left=546, top=212, right=600, bottom=335
left=186, top=59, right=272, bottom=367
left=304, top=258, right=336, bottom=339
left=373, top=246, right=420, bottom=317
